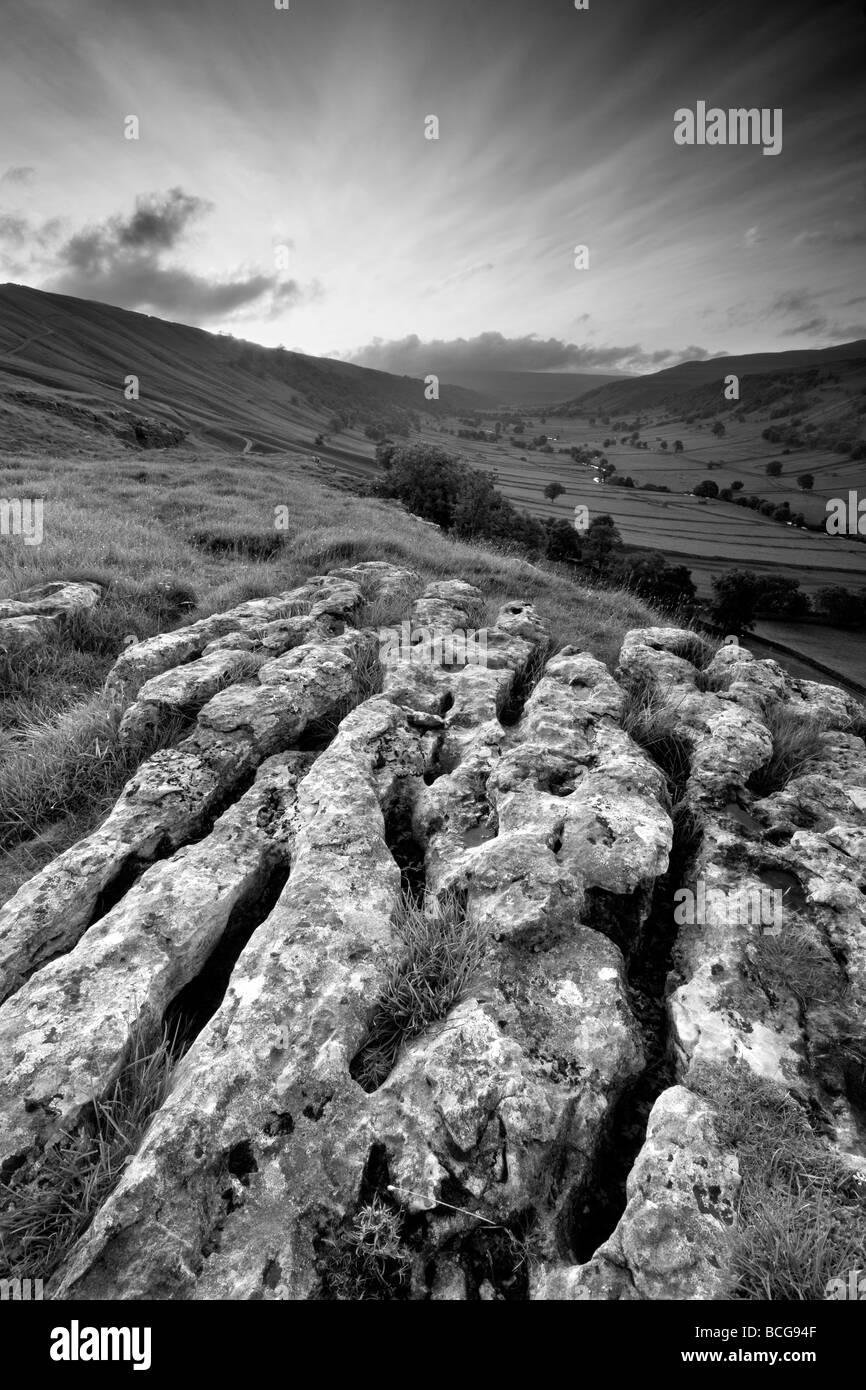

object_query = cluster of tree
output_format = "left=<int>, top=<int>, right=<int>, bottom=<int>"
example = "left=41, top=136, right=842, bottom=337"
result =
left=364, top=416, right=414, bottom=442
left=709, top=571, right=866, bottom=633
left=694, top=478, right=807, bottom=525
left=762, top=423, right=865, bottom=459
left=375, top=443, right=541, bottom=548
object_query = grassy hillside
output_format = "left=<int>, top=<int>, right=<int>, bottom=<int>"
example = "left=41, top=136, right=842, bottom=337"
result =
left=0, top=283, right=485, bottom=455
left=0, top=446, right=658, bottom=906
left=557, top=343, right=866, bottom=415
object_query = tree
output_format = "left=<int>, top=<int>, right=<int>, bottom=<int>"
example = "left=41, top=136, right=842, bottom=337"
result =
left=709, top=570, right=762, bottom=635
left=376, top=444, right=462, bottom=528
left=813, top=586, right=866, bottom=628
left=673, top=440, right=684, bottom=453
left=755, top=577, right=810, bottom=620
left=615, top=551, right=696, bottom=613
left=765, top=460, right=783, bottom=476
left=693, top=480, right=719, bottom=499
left=731, top=480, right=744, bottom=491
left=797, top=473, right=815, bottom=490
left=579, top=514, right=622, bottom=575
left=660, top=440, right=668, bottom=451
left=543, top=482, right=565, bottom=501
left=544, top=517, right=582, bottom=563
left=375, top=439, right=398, bottom=469
left=712, top=421, right=726, bottom=437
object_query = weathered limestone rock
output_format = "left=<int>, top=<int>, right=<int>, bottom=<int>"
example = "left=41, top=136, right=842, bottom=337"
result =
left=0, top=566, right=412, bottom=1004
left=0, top=753, right=309, bottom=1174
left=532, top=1086, right=740, bottom=1300
left=0, top=579, right=863, bottom=1301
left=0, top=580, right=102, bottom=653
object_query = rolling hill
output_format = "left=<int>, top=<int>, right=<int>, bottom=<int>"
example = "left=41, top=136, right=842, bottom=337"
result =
left=553, top=342, right=866, bottom=416
left=0, top=283, right=487, bottom=455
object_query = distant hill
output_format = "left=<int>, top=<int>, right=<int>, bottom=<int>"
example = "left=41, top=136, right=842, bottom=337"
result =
left=0, top=284, right=485, bottom=454
left=435, top=368, right=627, bottom=407
left=552, top=342, right=866, bottom=417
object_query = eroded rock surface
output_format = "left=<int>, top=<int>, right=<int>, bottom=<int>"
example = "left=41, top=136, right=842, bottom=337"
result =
left=0, top=580, right=102, bottom=654
left=0, top=578, right=864, bottom=1300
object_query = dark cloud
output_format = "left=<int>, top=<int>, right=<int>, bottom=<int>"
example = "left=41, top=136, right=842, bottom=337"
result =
left=345, top=331, right=721, bottom=376
left=59, top=188, right=210, bottom=274
left=0, top=165, right=35, bottom=186
left=46, top=188, right=309, bottom=322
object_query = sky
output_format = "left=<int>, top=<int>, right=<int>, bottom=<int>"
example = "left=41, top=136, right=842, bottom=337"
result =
left=0, top=0, right=864, bottom=377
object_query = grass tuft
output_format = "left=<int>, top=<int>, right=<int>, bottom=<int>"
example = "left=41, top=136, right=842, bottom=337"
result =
left=691, top=1061, right=866, bottom=1301
left=619, top=670, right=692, bottom=797
left=320, top=1196, right=411, bottom=1300
left=752, top=931, right=847, bottom=1007
left=350, top=890, right=487, bottom=1092
left=748, top=702, right=828, bottom=796
left=0, top=1018, right=176, bottom=1282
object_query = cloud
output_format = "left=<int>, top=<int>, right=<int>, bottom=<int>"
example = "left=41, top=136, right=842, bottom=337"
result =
left=0, top=212, right=63, bottom=271
left=423, top=261, right=495, bottom=296
left=0, top=214, right=30, bottom=244
left=792, top=222, right=866, bottom=248
left=768, top=291, right=818, bottom=318
left=344, top=331, right=722, bottom=376
left=743, top=226, right=765, bottom=248
left=781, top=316, right=866, bottom=342
left=781, top=317, right=829, bottom=337
left=58, top=188, right=210, bottom=273
left=45, top=188, right=311, bottom=322
left=0, top=165, right=35, bottom=186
